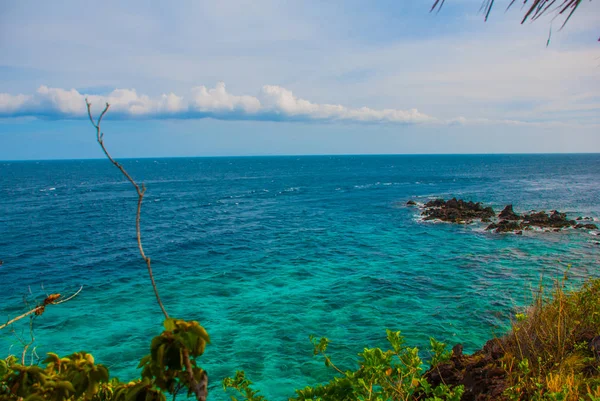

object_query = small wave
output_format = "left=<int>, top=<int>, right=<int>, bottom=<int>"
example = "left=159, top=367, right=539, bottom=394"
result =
left=353, top=182, right=404, bottom=190
left=278, top=187, right=300, bottom=194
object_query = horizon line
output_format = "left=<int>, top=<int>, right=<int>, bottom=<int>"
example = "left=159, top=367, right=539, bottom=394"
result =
left=2, top=151, right=600, bottom=162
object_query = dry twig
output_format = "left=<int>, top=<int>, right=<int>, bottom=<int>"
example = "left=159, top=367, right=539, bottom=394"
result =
left=0, top=286, right=83, bottom=331
left=86, top=101, right=206, bottom=400
left=85, top=100, right=169, bottom=320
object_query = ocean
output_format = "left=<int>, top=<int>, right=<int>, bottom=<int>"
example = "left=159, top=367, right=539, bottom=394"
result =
left=1, top=154, right=599, bottom=399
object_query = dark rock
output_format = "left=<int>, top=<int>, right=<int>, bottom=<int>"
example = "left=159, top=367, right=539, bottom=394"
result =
left=577, top=216, right=583, bottom=221
left=425, top=338, right=507, bottom=401
left=499, top=205, right=520, bottom=220
left=522, top=211, right=548, bottom=225
left=489, top=220, right=522, bottom=233
left=521, top=210, right=574, bottom=230
left=406, top=200, right=417, bottom=206
left=422, top=200, right=589, bottom=235
left=590, top=336, right=600, bottom=361
left=452, top=343, right=463, bottom=359
left=485, top=223, right=497, bottom=231
left=482, top=338, right=504, bottom=360
left=422, top=198, right=495, bottom=224
left=446, top=198, right=459, bottom=209
left=425, top=198, right=446, bottom=208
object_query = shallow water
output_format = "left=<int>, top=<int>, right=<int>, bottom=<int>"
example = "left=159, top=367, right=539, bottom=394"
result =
left=1, top=154, right=599, bottom=399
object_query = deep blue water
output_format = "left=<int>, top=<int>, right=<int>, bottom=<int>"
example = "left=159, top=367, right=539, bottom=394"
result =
left=1, top=154, right=599, bottom=399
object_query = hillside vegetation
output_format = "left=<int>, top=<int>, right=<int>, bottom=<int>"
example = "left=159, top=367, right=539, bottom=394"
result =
left=1, top=275, right=599, bottom=400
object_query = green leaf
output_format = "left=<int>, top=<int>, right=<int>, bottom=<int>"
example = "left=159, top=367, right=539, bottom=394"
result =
left=163, top=318, right=176, bottom=332
left=137, top=354, right=151, bottom=369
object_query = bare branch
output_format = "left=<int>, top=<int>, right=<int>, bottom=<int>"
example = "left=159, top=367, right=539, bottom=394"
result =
left=0, top=287, right=83, bottom=331
left=54, top=286, right=84, bottom=305
left=85, top=99, right=169, bottom=320
left=21, top=315, right=35, bottom=365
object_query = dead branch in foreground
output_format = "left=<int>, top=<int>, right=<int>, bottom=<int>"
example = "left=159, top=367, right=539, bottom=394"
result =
left=0, top=286, right=83, bottom=331
left=85, top=100, right=169, bottom=320
left=85, top=100, right=207, bottom=400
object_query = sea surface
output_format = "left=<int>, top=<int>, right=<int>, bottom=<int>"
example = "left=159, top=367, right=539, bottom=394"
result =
left=1, top=154, right=599, bottom=399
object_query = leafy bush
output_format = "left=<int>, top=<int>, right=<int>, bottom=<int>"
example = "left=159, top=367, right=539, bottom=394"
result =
left=224, top=330, right=464, bottom=401
left=0, top=318, right=209, bottom=401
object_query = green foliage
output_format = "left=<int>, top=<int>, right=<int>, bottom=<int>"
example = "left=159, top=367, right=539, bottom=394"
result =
left=0, top=351, right=111, bottom=401
left=502, top=277, right=600, bottom=400
left=139, top=318, right=209, bottom=398
left=0, top=319, right=209, bottom=401
left=224, top=329, right=464, bottom=401
left=222, top=371, right=266, bottom=401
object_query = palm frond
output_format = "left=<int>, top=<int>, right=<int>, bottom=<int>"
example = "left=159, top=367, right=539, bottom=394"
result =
left=431, top=0, right=586, bottom=29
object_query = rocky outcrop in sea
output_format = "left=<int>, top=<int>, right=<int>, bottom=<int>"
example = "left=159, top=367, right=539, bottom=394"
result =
left=407, top=198, right=598, bottom=234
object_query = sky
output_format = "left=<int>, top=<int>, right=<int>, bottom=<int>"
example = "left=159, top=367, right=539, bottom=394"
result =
left=0, top=0, right=599, bottom=159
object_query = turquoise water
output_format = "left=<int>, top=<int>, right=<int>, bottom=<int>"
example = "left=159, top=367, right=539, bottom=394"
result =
left=1, top=154, right=599, bottom=399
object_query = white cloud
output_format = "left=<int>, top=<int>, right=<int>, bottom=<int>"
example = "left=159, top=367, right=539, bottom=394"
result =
left=1, top=83, right=596, bottom=129
left=0, top=83, right=435, bottom=124
left=258, top=85, right=433, bottom=123
left=190, top=82, right=261, bottom=113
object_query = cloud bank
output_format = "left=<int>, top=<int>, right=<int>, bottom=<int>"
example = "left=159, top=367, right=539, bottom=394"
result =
left=0, top=83, right=435, bottom=124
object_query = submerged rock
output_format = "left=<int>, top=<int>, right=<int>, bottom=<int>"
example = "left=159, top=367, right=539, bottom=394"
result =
left=406, top=200, right=417, bottom=206
left=575, top=223, right=599, bottom=230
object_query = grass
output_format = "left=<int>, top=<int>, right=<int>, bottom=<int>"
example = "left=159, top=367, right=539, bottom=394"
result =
left=501, top=273, right=600, bottom=400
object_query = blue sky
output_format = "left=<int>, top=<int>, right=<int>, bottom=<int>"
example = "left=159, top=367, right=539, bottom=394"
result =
left=1, top=0, right=599, bottom=159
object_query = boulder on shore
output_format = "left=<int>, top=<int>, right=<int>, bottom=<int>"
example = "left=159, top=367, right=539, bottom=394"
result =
left=424, top=339, right=507, bottom=401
